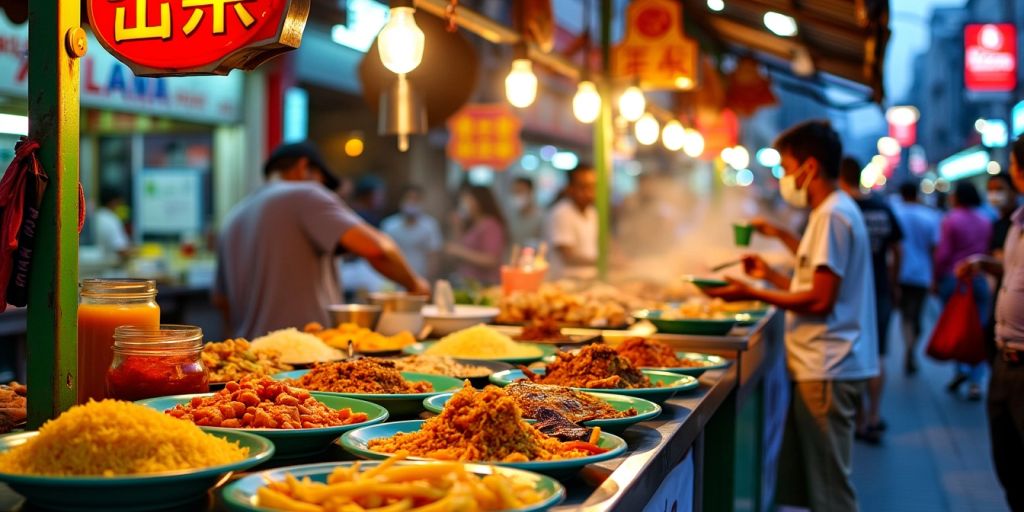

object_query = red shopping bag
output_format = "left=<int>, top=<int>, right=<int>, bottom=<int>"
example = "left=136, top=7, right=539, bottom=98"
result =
left=926, top=279, right=987, bottom=364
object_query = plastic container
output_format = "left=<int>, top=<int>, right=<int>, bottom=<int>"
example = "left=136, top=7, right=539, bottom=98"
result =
left=77, top=279, right=160, bottom=402
left=501, top=266, right=547, bottom=296
left=106, top=325, right=208, bottom=401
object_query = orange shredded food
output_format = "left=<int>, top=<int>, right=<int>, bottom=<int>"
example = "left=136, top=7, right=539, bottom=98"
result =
left=367, top=383, right=602, bottom=462
left=293, top=359, right=432, bottom=394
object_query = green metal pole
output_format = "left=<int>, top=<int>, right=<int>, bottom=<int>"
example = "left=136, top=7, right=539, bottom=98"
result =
left=27, top=0, right=82, bottom=427
left=594, top=0, right=613, bottom=281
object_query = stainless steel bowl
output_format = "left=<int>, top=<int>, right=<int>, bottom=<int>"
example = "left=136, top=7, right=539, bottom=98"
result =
left=327, top=304, right=381, bottom=329
left=368, top=292, right=427, bottom=313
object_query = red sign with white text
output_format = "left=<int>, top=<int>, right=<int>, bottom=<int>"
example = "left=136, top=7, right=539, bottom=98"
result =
left=88, top=0, right=310, bottom=76
left=965, top=23, right=1017, bottom=92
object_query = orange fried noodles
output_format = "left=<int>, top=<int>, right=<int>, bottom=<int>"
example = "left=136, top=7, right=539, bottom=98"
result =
left=293, top=359, right=432, bottom=394
left=367, top=383, right=606, bottom=462
left=528, top=345, right=653, bottom=389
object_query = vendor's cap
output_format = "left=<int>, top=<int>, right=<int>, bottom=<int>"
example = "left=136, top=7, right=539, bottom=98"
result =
left=264, top=141, right=340, bottom=190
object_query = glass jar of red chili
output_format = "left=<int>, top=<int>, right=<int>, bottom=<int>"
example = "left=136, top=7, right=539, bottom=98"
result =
left=106, top=325, right=209, bottom=401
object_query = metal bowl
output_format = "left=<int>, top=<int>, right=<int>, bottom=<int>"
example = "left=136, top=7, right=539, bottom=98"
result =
left=368, top=292, right=427, bottom=313
left=327, top=304, right=381, bottom=329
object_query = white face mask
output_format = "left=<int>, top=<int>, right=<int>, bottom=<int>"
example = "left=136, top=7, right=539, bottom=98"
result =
left=509, top=195, right=529, bottom=212
left=780, top=173, right=809, bottom=208
left=988, top=190, right=1009, bottom=208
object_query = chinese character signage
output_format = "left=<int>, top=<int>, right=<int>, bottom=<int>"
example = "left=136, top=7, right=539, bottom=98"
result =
left=965, top=23, right=1017, bottom=93
left=447, top=104, right=522, bottom=170
left=88, top=0, right=310, bottom=76
left=612, top=0, right=698, bottom=90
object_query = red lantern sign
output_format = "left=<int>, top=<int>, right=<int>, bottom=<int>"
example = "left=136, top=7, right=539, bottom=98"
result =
left=965, top=23, right=1017, bottom=92
left=612, top=0, right=698, bottom=90
left=447, top=104, right=522, bottom=170
left=88, top=0, right=310, bottom=77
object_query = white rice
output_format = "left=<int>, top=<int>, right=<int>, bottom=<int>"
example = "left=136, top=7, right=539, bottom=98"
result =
left=250, top=328, right=342, bottom=364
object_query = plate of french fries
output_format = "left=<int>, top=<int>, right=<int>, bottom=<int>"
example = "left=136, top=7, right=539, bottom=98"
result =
left=221, top=452, right=566, bottom=511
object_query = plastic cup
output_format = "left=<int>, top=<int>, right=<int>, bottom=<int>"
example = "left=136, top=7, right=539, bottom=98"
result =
left=733, top=223, right=754, bottom=247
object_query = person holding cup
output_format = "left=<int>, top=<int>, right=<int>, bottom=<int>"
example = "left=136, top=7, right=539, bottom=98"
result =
left=703, top=121, right=877, bottom=512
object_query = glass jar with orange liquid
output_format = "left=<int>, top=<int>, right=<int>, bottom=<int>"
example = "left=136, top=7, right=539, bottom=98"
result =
left=77, top=279, right=159, bottom=402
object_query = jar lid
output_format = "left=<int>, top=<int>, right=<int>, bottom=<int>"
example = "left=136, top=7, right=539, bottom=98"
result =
left=113, top=324, right=202, bottom=352
left=80, top=278, right=157, bottom=298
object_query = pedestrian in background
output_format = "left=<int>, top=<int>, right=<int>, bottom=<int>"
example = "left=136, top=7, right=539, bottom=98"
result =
left=704, top=121, right=877, bottom=512
left=381, top=185, right=443, bottom=281
left=956, top=135, right=1024, bottom=511
left=934, top=181, right=993, bottom=400
left=445, top=185, right=507, bottom=286
left=839, top=157, right=903, bottom=444
left=893, top=182, right=941, bottom=375
left=548, top=165, right=599, bottom=280
left=505, top=177, right=544, bottom=250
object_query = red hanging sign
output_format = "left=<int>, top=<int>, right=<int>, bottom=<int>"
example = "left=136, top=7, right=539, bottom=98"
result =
left=447, top=104, right=523, bottom=170
left=611, top=0, right=698, bottom=90
left=965, top=23, right=1017, bottom=92
left=88, top=0, right=310, bottom=77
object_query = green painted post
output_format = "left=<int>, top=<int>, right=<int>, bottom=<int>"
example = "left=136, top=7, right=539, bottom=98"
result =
left=26, top=0, right=82, bottom=426
left=594, top=0, right=613, bottom=281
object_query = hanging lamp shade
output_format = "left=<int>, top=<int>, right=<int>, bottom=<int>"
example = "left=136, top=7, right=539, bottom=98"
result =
left=360, top=10, right=478, bottom=129
left=378, top=73, right=428, bottom=152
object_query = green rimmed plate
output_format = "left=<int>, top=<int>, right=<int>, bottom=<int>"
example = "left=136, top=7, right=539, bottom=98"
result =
left=637, top=352, right=731, bottom=377
left=402, top=341, right=557, bottom=364
left=0, top=429, right=273, bottom=511
left=422, top=391, right=661, bottom=433
left=683, top=275, right=729, bottom=289
left=339, top=420, right=627, bottom=478
left=489, top=369, right=699, bottom=404
left=221, top=460, right=566, bottom=512
left=137, top=393, right=389, bottom=460
left=274, top=370, right=463, bottom=417
left=634, top=309, right=737, bottom=336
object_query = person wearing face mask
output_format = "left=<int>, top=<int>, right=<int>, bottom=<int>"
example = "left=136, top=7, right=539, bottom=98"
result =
left=445, top=185, right=508, bottom=286
left=213, top=142, right=430, bottom=338
left=703, top=121, right=877, bottom=512
left=989, top=173, right=1020, bottom=259
left=505, top=177, right=544, bottom=250
left=380, top=185, right=443, bottom=281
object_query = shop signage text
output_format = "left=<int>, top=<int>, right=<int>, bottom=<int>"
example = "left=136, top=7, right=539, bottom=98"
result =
left=88, top=0, right=310, bottom=76
left=447, top=104, right=523, bottom=170
left=612, top=0, right=698, bottom=90
left=0, top=13, right=243, bottom=124
left=965, top=23, right=1017, bottom=93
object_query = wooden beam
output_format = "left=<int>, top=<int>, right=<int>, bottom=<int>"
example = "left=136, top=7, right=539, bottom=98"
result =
left=26, top=0, right=81, bottom=426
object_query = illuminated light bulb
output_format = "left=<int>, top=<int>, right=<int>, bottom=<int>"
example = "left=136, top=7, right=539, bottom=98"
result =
left=505, top=59, right=538, bottom=108
left=764, top=11, right=798, bottom=37
left=707, top=0, right=725, bottom=12
left=728, top=145, right=750, bottom=169
left=573, top=80, right=601, bottom=123
left=878, top=136, right=901, bottom=157
left=377, top=3, right=425, bottom=74
left=756, top=147, right=781, bottom=167
left=634, top=113, right=660, bottom=146
left=344, top=137, right=364, bottom=157
left=682, top=128, right=705, bottom=157
left=988, top=161, right=1001, bottom=175
left=721, top=147, right=734, bottom=164
left=662, top=120, right=685, bottom=151
left=619, top=86, right=646, bottom=122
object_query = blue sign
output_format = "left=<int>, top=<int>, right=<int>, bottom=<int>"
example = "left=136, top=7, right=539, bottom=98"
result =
left=1013, top=100, right=1024, bottom=137
left=938, top=147, right=991, bottom=181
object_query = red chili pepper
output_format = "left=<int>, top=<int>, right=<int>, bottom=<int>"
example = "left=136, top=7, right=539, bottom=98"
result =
left=562, top=441, right=608, bottom=455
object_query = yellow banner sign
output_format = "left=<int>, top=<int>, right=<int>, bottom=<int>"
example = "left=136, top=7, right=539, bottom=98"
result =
left=612, top=0, right=698, bottom=90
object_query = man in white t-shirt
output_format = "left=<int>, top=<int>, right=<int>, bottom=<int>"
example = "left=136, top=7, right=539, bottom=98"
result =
left=705, top=121, right=878, bottom=512
left=547, top=165, right=598, bottom=280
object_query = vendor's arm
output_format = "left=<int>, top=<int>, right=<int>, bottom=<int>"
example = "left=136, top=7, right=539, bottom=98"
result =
left=342, top=225, right=430, bottom=294
left=704, top=267, right=841, bottom=316
left=741, top=254, right=791, bottom=290
left=956, top=254, right=1005, bottom=279
left=300, top=185, right=429, bottom=294
left=752, top=217, right=801, bottom=254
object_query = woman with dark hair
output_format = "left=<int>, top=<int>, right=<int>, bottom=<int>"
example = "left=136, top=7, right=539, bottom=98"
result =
left=934, top=180, right=993, bottom=400
left=445, top=185, right=508, bottom=285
